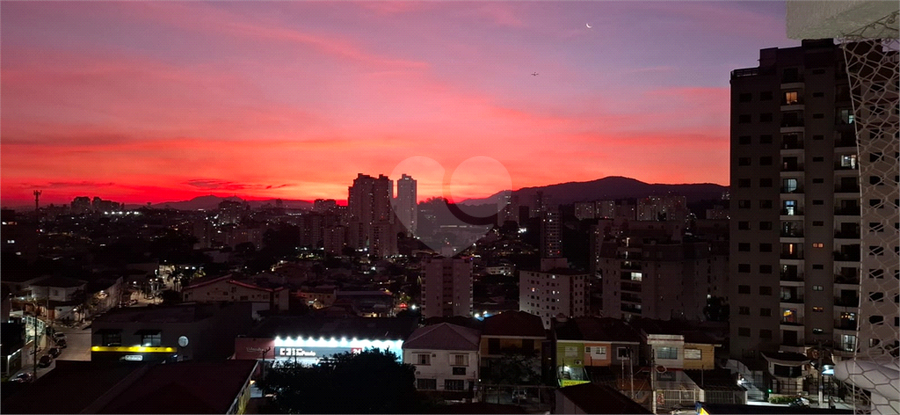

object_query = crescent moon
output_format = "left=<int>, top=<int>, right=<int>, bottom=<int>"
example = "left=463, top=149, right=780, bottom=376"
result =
left=586, top=23, right=592, bottom=29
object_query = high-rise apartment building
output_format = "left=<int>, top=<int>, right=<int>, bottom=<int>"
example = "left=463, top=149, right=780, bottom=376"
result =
left=540, top=205, right=562, bottom=258
left=421, top=256, right=473, bottom=319
left=729, top=40, right=874, bottom=362
left=347, top=173, right=395, bottom=255
left=395, top=174, right=417, bottom=236
left=519, top=267, right=589, bottom=329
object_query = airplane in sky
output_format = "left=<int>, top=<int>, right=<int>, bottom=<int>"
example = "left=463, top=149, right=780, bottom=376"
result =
left=531, top=72, right=539, bottom=76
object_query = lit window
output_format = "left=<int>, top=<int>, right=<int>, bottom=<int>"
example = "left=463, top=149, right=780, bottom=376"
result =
left=417, top=354, right=431, bottom=365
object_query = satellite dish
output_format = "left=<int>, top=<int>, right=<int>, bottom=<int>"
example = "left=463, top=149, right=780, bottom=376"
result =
left=178, top=336, right=189, bottom=347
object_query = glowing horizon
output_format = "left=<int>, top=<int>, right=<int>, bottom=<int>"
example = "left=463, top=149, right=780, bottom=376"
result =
left=1, top=1, right=796, bottom=206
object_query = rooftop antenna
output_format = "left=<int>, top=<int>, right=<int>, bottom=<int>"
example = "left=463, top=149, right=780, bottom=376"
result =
left=33, top=190, right=42, bottom=211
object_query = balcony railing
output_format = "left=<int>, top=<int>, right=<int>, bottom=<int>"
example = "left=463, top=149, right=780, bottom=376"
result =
left=834, top=162, right=859, bottom=170
left=780, top=272, right=804, bottom=282
left=781, top=319, right=804, bottom=326
left=834, top=206, right=860, bottom=215
left=781, top=186, right=804, bottom=194
left=780, top=229, right=804, bottom=238
left=834, top=274, right=860, bottom=285
left=834, top=320, right=858, bottom=331
left=621, top=294, right=642, bottom=303
left=833, top=251, right=861, bottom=262
left=781, top=296, right=804, bottom=304
left=781, top=75, right=804, bottom=84
left=781, top=119, right=805, bottom=128
left=782, top=163, right=805, bottom=172
left=781, top=252, right=804, bottom=260
left=621, top=304, right=642, bottom=314
left=834, top=184, right=860, bottom=193
left=782, top=140, right=804, bottom=150
left=834, top=297, right=860, bottom=307
left=834, top=230, right=861, bottom=239
left=621, top=261, right=642, bottom=270
left=781, top=98, right=804, bottom=106
left=780, top=209, right=805, bottom=216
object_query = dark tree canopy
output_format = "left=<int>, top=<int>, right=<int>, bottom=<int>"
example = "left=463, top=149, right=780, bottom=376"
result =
left=258, top=348, right=421, bottom=413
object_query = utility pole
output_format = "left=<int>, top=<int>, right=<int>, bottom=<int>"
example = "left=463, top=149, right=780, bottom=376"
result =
left=817, top=340, right=824, bottom=408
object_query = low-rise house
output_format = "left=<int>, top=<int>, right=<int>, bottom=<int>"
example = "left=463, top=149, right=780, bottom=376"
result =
left=182, top=274, right=289, bottom=313
left=479, top=311, right=548, bottom=384
left=403, top=323, right=481, bottom=399
left=553, top=317, right=643, bottom=387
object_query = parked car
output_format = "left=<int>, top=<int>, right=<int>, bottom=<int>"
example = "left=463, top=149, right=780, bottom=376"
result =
left=52, top=332, right=67, bottom=342
left=47, top=347, right=61, bottom=358
left=56, top=338, right=67, bottom=349
left=789, top=397, right=810, bottom=408
left=38, top=355, right=52, bottom=368
left=10, top=372, right=33, bottom=383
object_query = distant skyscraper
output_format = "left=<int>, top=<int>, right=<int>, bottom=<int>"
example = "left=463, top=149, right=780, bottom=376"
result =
left=422, top=256, right=473, bottom=319
left=347, top=173, right=395, bottom=255
left=540, top=204, right=561, bottom=258
left=395, top=174, right=417, bottom=236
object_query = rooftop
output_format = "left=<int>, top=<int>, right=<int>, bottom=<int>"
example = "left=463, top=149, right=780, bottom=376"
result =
left=482, top=311, right=546, bottom=338
left=556, top=382, right=652, bottom=414
left=246, top=314, right=418, bottom=341
left=404, top=323, right=481, bottom=351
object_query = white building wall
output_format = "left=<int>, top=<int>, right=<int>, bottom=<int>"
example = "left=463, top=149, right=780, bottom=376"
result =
left=404, top=348, right=479, bottom=391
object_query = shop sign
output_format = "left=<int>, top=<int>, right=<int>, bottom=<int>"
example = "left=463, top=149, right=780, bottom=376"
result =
left=277, top=347, right=317, bottom=357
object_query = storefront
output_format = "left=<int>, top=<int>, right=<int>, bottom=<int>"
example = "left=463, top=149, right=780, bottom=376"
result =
left=234, top=336, right=403, bottom=365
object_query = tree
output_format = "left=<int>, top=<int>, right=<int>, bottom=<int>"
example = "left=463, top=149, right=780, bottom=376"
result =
left=484, top=349, right=541, bottom=386
left=257, top=348, right=421, bottom=413
left=159, top=289, right=182, bottom=305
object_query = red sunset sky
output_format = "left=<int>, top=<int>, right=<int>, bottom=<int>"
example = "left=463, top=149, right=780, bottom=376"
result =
left=1, top=1, right=798, bottom=206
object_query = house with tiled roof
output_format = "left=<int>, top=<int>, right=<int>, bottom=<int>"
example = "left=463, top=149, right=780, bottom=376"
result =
left=182, top=274, right=288, bottom=313
left=479, top=311, right=548, bottom=384
left=403, top=323, right=481, bottom=400
left=552, top=316, right=643, bottom=386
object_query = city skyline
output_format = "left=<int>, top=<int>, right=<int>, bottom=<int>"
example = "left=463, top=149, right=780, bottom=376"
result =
left=2, top=1, right=797, bottom=205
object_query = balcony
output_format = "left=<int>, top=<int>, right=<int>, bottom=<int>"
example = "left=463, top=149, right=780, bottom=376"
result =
left=782, top=163, right=805, bottom=172
left=834, top=137, right=857, bottom=149
left=780, top=296, right=805, bottom=304
left=781, top=252, right=804, bottom=260
left=834, top=206, right=860, bottom=216
left=621, top=304, right=642, bottom=314
left=617, top=253, right=642, bottom=260
left=834, top=230, right=861, bottom=239
left=780, top=229, right=804, bottom=238
left=834, top=320, right=858, bottom=331
left=780, top=208, right=805, bottom=216
left=781, top=139, right=804, bottom=150
left=620, top=282, right=641, bottom=293
left=731, top=67, right=759, bottom=78
left=621, top=293, right=642, bottom=304
left=834, top=273, right=860, bottom=285
left=780, top=186, right=804, bottom=194
left=833, top=251, right=861, bottom=262
left=834, top=297, right=860, bottom=307
left=781, top=119, right=805, bottom=128
left=781, top=319, right=804, bottom=327
left=834, top=184, right=860, bottom=193
left=780, top=271, right=804, bottom=282
left=834, top=161, right=859, bottom=170
left=621, top=261, right=642, bottom=270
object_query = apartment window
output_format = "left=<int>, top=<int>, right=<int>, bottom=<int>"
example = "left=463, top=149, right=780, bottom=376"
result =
left=452, top=367, right=467, bottom=375
left=813, top=328, right=825, bottom=334
left=759, top=243, right=773, bottom=252
left=760, top=135, right=773, bottom=144
left=738, top=93, right=752, bottom=102
left=451, top=354, right=469, bottom=366
left=759, top=286, right=772, bottom=295
left=738, top=200, right=751, bottom=209
left=812, top=285, right=824, bottom=291
left=760, top=308, right=772, bottom=317
left=417, top=354, right=431, bottom=365
left=738, top=264, right=751, bottom=273
left=738, top=243, right=750, bottom=252
left=738, top=221, right=750, bottom=230
left=784, top=91, right=799, bottom=104
left=760, top=329, right=773, bottom=339
left=760, top=156, right=773, bottom=166
left=813, top=307, right=824, bottom=312
left=738, top=327, right=751, bottom=337
left=656, top=347, right=678, bottom=360
left=738, top=136, right=751, bottom=145
left=738, top=285, right=751, bottom=294
left=760, top=200, right=773, bottom=209
left=739, top=306, right=750, bottom=315
left=445, top=379, right=465, bottom=391
left=738, top=114, right=751, bottom=124
left=782, top=178, right=799, bottom=192
left=416, top=379, right=437, bottom=390
left=738, top=179, right=751, bottom=188
left=738, top=157, right=751, bottom=166
left=617, top=347, right=632, bottom=359
left=813, top=243, right=824, bottom=248
left=759, top=221, right=773, bottom=230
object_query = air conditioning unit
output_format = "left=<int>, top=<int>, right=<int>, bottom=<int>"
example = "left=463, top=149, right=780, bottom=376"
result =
left=574, top=360, right=583, bottom=365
